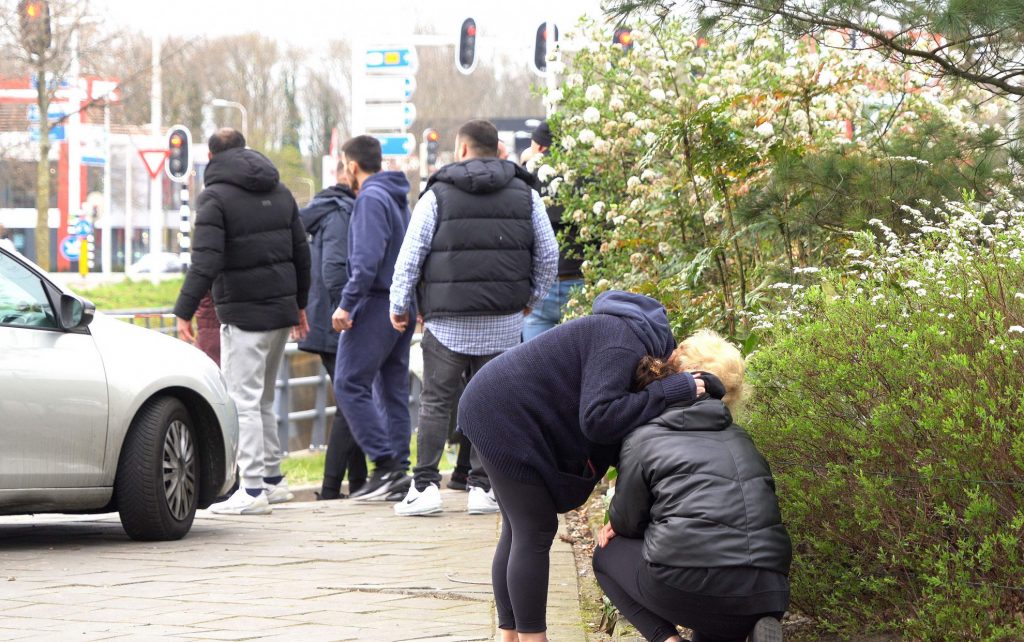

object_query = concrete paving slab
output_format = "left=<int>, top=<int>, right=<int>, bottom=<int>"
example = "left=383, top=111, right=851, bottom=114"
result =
left=0, top=486, right=587, bottom=641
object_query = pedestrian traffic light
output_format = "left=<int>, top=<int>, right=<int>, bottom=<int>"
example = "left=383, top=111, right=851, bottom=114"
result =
left=17, top=0, right=50, bottom=56
left=613, top=27, right=633, bottom=53
left=166, top=125, right=192, bottom=183
left=424, top=128, right=440, bottom=166
left=457, top=18, right=477, bottom=74
left=533, top=22, right=559, bottom=75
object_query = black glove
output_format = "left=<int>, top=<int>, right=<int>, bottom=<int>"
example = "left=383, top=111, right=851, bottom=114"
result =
left=695, top=371, right=726, bottom=400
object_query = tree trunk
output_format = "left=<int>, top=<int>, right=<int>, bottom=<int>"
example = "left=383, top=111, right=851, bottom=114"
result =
left=34, top=58, right=51, bottom=271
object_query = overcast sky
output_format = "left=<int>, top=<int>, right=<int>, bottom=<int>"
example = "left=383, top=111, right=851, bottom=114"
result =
left=94, top=0, right=607, bottom=61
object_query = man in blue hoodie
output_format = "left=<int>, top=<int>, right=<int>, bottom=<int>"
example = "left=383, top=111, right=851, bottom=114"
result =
left=331, top=136, right=415, bottom=500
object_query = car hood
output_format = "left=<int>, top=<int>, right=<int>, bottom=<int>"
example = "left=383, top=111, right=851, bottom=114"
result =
left=87, top=312, right=231, bottom=412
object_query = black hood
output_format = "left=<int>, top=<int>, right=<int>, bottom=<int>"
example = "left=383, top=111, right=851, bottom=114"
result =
left=204, top=147, right=280, bottom=193
left=427, top=158, right=540, bottom=195
left=300, top=184, right=355, bottom=236
left=652, top=398, right=733, bottom=432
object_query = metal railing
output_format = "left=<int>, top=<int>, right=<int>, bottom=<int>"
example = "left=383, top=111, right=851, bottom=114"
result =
left=110, top=309, right=421, bottom=452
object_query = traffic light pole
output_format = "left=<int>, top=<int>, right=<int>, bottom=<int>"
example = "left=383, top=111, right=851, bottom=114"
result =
left=178, top=186, right=190, bottom=273
left=149, top=33, right=163, bottom=256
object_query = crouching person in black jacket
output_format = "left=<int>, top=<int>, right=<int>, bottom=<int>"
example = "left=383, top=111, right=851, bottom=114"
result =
left=593, top=330, right=791, bottom=642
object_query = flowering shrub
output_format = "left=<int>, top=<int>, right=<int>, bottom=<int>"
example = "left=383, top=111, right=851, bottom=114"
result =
left=544, top=16, right=1016, bottom=339
left=745, top=191, right=1024, bottom=639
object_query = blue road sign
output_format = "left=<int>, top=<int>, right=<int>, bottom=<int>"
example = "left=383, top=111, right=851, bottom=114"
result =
left=73, top=220, right=93, bottom=238
left=376, top=134, right=417, bottom=158
left=365, top=47, right=418, bottom=73
left=60, top=236, right=80, bottom=261
left=27, top=104, right=66, bottom=123
left=29, top=124, right=65, bottom=141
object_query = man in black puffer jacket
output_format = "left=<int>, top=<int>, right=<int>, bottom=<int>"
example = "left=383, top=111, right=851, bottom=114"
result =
left=174, top=128, right=311, bottom=516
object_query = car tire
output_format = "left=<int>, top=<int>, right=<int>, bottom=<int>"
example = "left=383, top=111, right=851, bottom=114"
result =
left=115, top=396, right=198, bottom=541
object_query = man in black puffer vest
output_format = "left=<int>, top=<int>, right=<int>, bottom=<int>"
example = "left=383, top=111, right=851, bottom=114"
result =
left=175, top=128, right=311, bottom=516
left=390, top=119, right=558, bottom=517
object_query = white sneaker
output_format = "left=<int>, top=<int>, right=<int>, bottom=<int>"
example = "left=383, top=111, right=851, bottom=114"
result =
left=394, top=483, right=443, bottom=516
left=467, top=486, right=499, bottom=515
left=264, top=478, right=295, bottom=504
left=209, top=488, right=272, bottom=515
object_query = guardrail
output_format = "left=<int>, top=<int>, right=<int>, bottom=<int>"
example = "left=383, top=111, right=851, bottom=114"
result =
left=109, top=309, right=422, bottom=452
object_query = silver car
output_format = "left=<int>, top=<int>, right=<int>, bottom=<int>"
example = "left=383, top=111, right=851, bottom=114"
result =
left=0, top=247, right=238, bottom=540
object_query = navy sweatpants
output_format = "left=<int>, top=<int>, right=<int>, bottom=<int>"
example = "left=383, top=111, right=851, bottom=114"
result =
left=334, top=294, right=415, bottom=468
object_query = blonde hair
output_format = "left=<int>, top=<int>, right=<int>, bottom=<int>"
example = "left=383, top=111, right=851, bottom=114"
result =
left=672, top=329, right=747, bottom=412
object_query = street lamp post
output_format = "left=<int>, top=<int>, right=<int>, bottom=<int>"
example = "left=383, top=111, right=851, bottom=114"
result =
left=210, top=98, right=248, bottom=137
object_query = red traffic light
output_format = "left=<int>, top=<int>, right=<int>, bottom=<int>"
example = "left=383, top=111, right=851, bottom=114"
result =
left=25, top=1, right=41, bottom=17
left=618, top=31, right=632, bottom=46
left=614, top=27, right=634, bottom=52
left=426, top=130, right=439, bottom=143
left=466, top=24, right=476, bottom=37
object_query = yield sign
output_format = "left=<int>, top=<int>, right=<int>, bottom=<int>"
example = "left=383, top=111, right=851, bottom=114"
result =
left=138, top=149, right=169, bottom=179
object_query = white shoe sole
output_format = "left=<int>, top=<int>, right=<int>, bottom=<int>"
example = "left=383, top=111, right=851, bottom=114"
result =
left=394, top=503, right=443, bottom=516
left=266, top=491, right=294, bottom=504
left=467, top=506, right=499, bottom=515
left=209, top=504, right=272, bottom=516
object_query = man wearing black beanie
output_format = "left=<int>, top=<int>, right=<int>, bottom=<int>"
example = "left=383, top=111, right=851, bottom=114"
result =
left=522, top=120, right=585, bottom=341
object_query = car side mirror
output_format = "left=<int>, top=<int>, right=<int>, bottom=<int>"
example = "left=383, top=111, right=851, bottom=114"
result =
left=59, top=293, right=95, bottom=330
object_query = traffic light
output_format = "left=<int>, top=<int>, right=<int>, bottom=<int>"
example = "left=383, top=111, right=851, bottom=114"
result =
left=424, top=128, right=440, bottom=166
left=165, top=125, right=192, bottom=183
left=614, top=27, right=633, bottom=53
left=18, top=0, right=50, bottom=56
left=533, top=22, right=559, bottom=74
left=457, top=18, right=477, bottom=74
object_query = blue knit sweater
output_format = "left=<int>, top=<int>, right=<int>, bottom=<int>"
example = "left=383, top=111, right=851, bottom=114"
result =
left=458, top=291, right=698, bottom=512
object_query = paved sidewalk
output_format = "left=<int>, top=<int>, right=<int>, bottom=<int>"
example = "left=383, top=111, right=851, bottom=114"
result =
left=0, top=487, right=587, bottom=641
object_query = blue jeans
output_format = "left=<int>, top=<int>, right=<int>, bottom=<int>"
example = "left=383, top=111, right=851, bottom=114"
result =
left=523, top=278, right=583, bottom=341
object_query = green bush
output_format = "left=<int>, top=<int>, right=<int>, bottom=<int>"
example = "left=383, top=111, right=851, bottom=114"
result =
left=72, top=277, right=184, bottom=311
left=745, top=193, right=1024, bottom=639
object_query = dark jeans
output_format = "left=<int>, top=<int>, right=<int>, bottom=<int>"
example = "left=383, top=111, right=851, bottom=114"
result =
left=480, top=453, right=559, bottom=633
left=318, top=352, right=367, bottom=494
left=593, top=537, right=779, bottom=642
left=334, top=295, right=415, bottom=469
left=413, top=328, right=497, bottom=490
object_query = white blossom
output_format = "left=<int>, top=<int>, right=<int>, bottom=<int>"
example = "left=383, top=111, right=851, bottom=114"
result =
left=578, top=129, right=596, bottom=145
left=622, top=111, right=639, bottom=125
left=1009, top=326, right=1024, bottom=334
left=592, top=201, right=606, bottom=216
left=537, top=164, right=557, bottom=183
left=754, top=121, right=775, bottom=138
left=608, top=96, right=625, bottom=111
left=583, top=107, right=601, bottom=124
left=650, top=87, right=667, bottom=102
left=585, top=84, right=604, bottom=102
left=643, top=131, right=658, bottom=146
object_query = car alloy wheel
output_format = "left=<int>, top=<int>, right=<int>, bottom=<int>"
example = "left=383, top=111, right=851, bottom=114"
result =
left=163, top=419, right=196, bottom=521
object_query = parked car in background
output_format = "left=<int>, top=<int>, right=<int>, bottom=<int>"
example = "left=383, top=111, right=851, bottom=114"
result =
left=126, top=252, right=185, bottom=276
left=0, top=247, right=238, bottom=540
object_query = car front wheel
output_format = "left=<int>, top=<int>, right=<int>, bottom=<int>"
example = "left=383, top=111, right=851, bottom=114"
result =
left=115, top=396, right=198, bottom=541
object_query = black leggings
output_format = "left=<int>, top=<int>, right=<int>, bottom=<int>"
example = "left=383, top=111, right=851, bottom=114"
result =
left=593, top=537, right=778, bottom=642
left=480, top=456, right=559, bottom=633
left=319, top=353, right=367, bottom=493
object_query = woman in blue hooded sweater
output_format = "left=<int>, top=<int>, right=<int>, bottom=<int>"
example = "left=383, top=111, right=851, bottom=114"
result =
left=459, top=290, right=720, bottom=642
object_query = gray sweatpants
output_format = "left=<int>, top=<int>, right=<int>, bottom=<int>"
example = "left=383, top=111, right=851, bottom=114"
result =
left=221, top=324, right=291, bottom=490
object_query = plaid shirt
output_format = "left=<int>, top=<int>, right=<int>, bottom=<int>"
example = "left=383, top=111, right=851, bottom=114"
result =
left=390, top=189, right=559, bottom=356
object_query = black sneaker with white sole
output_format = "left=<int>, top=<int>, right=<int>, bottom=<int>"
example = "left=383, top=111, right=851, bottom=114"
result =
left=349, top=468, right=406, bottom=501
left=748, top=616, right=783, bottom=642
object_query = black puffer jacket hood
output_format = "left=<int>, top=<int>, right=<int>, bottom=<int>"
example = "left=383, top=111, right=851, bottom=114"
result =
left=427, top=158, right=539, bottom=195
left=204, top=147, right=280, bottom=193
left=610, top=398, right=792, bottom=575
